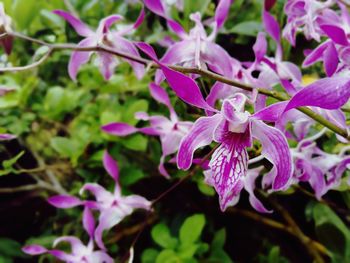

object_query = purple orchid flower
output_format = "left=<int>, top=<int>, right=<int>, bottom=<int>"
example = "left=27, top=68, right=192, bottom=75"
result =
left=177, top=93, right=293, bottom=212
left=302, top=3, right=350, bottom=76
left=53, top=8, right=145, bottom=81
left=0, top=3, right=12, bottom=54
left=23, top=207, right=114, bottom=263
left=291, top=129, right=350, bottom=199
left=282, top=0, right=336, bottom=46
left=48, top=151, right=151, bottom=250
left=102, top=82, right=192, bottom=177
left=145, top=0, right=235, bottom=85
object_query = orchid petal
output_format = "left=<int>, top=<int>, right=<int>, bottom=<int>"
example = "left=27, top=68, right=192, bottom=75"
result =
left=53, top=236, right=85, bottom=255
left=123, top=195, right=152, bottom=210
left=143, top=0, right=187, bottom=38
left=303, top=41, right=329, bottom=67
left=215, top=0, right=233, bottom=29
left=252, top=101, right=288, bottom=122
left=83, top=207, right=95, bottom=238
left=95, top=210, right=123, bottom=250
left=177, top=114, right=223, bottom=170
left=22, top=245, right=47, bottom=255
left=324, top=42, right=338, bottom=77
left=206, top=131, right=251, bottom=211
left=244, top=167, right=272, bottom=213
left=137, top=42, right=215, bottom=111
left=149, top=82, right=176, bottom=120
left=321, top=24, right=348, bottom=46
left=251, top=120, right=292, bottom=190
left=80, top=183, right=112, bottom=203
left=103, top=151, right=119, bottom=182
left=97, top=14, right=123, bottom=35
left=52, top=10, right=93, bottom=37
left=285, top=77, right=350, bottom=111
left=97, top=51, right=117, bottom=80
left=112, top=36, right=145, bottom=79
left=0, top=133, right=16, bottom=140
left=90, top=251, right=114, bottom=263
left=263, top=10, right=280, bottom=42
left=102, top=123, right=138, bottom=136
left=68, top=37, right=95, bottom=81
left=48, top=195, right=82, bottom=208
left=253, top=32, right=267, bottom=63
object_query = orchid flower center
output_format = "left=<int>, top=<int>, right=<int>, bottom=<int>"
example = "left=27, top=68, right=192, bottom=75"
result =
left=222, top=94, right=250, bottom=133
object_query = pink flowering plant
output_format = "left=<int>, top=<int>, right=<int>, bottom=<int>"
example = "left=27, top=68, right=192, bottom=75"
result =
left=0, top=0, right=350, bottom=262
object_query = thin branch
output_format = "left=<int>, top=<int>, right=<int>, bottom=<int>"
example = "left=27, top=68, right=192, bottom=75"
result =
left=0, top=47, right=53, bottom=72
left=0, top=181, right=63, bottom=194
left=266, top=196, right=328, bottom=262
left=1, top=32, right=349, bottom=140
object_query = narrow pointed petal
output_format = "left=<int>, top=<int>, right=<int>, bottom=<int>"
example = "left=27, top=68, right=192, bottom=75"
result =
left=244, top=167, right=272, bottom=213
left=321, top=24, right=348, bottom=46
left=53, top=236, right=85, bottom=255
left=215, top=0, right=233, bottom=29
left=206, top=131, right=251, bottom=211
left=48, top=195, right=82, bottom=208
left=285, top=77, right=350, bottom=111
left=137, top=42, right=215, bottom=111
left=80, top=183, right=112, bottom=203
left=83, top=207, right=95, bottom=238
left=177, top=114, right=223, bottom=170
left=103, top=151, right=119, bottom=182
left=123, top=195, right=152, bottom=210
left=112, top=36, right=145, bottom=79
left=95, top=210, right=123, bottom=250
left=253, top=101, right=288, bottom=122
left=253, top=32, right=267, bottom=62
left=22, top=245, right=47, bottom=255
left=0, top=133, right=16, bottom=140
left=323, top=42, right=338, bottom=77
left=263, top=10, right=280, bottom=42
left=143, top=0, right=186, bottom=38
left=97, top=51, right=117, bottom=80
left=149, top=82, right=176, bottom=119
left=251, top=120, right=292, bottom=190
left=102, top=123, right=138, bottom=136
left=68, top=37, right=95, bottom=81
left=52, top=10, right=93, bottom=37
left=97, top=15, right=123, bottom=35
left=303, top=41, right=329, bottom=67
left=90, top=251, right=114, bottom=263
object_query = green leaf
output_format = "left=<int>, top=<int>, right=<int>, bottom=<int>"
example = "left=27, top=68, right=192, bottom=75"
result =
left=151, top=223, right=178, bottom=249
left=2, top=151, right=24, bottom=170
left=311, top=203, right=350, bottom=261
left=0, top=238, right=25, bottom=258
left=120, top=167, right=145, bottom=186
left=230, top=21, right=263, bottom=37
left=12, top=0, right=40, bottom=30
left=179, top=214, right=205, bottom=245
left=121, top=134, right=148, bottom=152
left=122, top=99, right=149, bottom=125
left=141, top=248, right=159, bottom=263
left=212, top=228, right=226, bottom=250
left=155, top=249, right=180, bottom=263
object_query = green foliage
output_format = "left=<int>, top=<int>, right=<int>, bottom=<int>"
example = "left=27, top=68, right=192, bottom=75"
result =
left=0, top=151, right=25, bottom=176
left=307, top=203, right=350, bottom=262
left=0, top=238, right=26, bottom=262
left=142, top=214, right=233, bottom=263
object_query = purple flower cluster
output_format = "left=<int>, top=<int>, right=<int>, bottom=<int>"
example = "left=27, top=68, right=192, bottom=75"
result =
left=15, top=0, right=350, bottom=261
